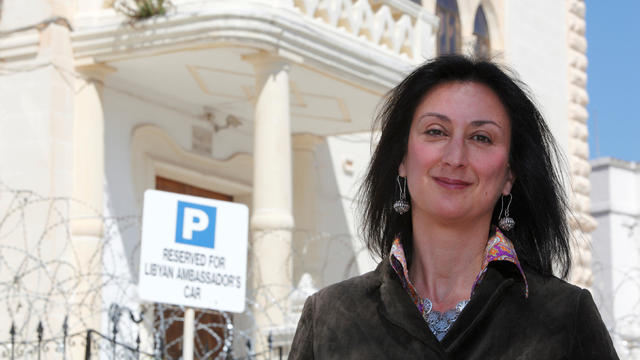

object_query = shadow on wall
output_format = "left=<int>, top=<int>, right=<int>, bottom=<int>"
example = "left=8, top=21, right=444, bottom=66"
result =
left=292, top=139, right=362, bottom=290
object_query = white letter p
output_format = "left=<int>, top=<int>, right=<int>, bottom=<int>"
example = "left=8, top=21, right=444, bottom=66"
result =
left=182, top=207, right=209, bottom=240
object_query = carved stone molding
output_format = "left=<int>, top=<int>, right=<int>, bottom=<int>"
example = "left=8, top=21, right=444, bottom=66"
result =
left=293, top=0, right=438, bottom=61
left=566, top=0, right=596, bottom=288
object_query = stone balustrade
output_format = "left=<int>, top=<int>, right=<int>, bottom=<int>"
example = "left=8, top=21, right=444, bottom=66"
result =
left=293, top=0, right=436, bottom=61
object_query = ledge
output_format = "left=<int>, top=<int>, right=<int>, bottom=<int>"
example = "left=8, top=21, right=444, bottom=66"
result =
left=591, top=157, right=640, bottom=172
left=69, top=1, right=429, bottom=90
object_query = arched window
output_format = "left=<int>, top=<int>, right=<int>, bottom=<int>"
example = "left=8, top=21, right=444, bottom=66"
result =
left=436, top=0, right=461, bottom=55
left=473, top=5, right=490, bottom=58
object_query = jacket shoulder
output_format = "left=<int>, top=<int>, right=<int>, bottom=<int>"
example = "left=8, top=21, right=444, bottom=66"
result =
left=522, top=268, right=618, bottom=358
left=523, top=267, right=584, bottom=299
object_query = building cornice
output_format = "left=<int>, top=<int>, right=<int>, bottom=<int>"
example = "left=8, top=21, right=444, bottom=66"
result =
left=591, top=204, right=640, bottom=218
left=0, top=4, right=422, bottom=90
left=591, top=157, right=640, bottom=173
left=66, top=2, right=435, bottom=91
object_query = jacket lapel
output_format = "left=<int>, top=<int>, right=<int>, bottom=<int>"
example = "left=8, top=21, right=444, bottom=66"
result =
left=442, top=265, right=517, bottom=352
left=377, top=261, right=443, bottom=349
left=377, top=259, right=523, bottom=357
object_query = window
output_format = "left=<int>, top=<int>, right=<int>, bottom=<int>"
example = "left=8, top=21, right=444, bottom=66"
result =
left=473, top=5, right=490, bottom=58
left=436, top=0, right=461, bottom=55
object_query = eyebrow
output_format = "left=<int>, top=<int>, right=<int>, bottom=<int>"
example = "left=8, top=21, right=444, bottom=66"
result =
left=420, top=112, right=503, bottom=129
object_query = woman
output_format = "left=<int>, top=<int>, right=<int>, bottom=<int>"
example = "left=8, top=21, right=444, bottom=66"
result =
left=289, top=55, right=618, bottom=359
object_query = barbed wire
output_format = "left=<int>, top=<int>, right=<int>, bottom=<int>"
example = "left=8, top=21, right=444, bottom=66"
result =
left=3, top=180, right=637, bottom=358
left=591, top=262, right=640, bottom=359
left=0, top=181, right=369, bottom=359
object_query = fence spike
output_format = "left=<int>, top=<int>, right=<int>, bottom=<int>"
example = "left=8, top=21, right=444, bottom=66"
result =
left=37, top=321, right=43, bottom=341
left=10, top=322, right=15, bottom=360
left=37, top=321, right=43, bottom=360
left=84, top=330, right=92, bottom=360
left=62, top=316, right=69, bottom=360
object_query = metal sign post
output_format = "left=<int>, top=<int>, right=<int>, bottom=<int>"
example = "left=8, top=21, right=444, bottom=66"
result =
left=183, top=307, right=195, bottom=360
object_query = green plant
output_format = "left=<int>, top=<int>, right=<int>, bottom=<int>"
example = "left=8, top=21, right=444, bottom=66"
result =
left=115, top=0, right=171, bottom=20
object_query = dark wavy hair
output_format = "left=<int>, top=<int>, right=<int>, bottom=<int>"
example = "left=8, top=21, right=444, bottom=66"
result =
left=359, top=55, right=571, bottom=278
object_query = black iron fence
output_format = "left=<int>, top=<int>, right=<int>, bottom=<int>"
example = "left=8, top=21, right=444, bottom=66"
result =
left=0, top=184, right=295, bottom=359
left=1, top=318, right=72, bottom=360
left=1, top=329, right=284, bottom=360
left=0, top=312, right=157, bottom=360
left=84, top=329, right=156, bottom=360
left=0, top=309, right=285, bottom=360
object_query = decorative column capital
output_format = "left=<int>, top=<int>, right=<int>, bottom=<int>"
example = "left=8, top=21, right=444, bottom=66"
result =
left=242, top=49, right=302, bottom=69
left=250, top=210, right=295, bottom=230
left=75, top=59, right=117, bottom=82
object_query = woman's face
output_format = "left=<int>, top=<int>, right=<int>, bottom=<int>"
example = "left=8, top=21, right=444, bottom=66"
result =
left=398, top=81, right=515, bottom=226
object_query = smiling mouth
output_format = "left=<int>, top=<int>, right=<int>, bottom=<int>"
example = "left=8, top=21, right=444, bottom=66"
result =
left=434, top=177, right=472, bottom=190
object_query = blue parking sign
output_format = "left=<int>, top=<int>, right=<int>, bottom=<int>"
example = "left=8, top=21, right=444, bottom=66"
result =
left=175, top=201, right=217, bottom=248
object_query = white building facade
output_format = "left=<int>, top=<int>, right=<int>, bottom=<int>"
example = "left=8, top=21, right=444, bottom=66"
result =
left=591, top=158, right=640, bottom=359
left=0, top=0, right=595, bottom=358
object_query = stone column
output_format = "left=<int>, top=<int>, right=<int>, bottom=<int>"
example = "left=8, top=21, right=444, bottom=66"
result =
left=292, top=134, right=323, bottom=289
left=244, top=52, right=294, bottom=350
left=70, top=62, right=114, bottom=337
left=71, top=63, right=114, bottom=236
left=566, top=0, right=596, bottom=288
left=0, top=4, right=82, bottom=356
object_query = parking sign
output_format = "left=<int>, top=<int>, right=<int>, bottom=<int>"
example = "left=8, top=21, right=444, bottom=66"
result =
left=138, top=189, right=248, bottom=312
left=175, top=201, right=217, bottom=248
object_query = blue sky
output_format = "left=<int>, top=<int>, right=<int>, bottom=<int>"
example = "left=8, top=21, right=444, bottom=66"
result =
left=586, top=0, right=640, bottom=162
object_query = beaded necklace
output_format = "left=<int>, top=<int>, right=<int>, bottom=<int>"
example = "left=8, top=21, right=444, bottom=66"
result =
left=420, top=297, right=469, bottom=341
left=390, top=230, right=528, bottom=341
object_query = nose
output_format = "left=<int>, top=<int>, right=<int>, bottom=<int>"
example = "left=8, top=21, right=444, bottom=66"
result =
left=442, top=137, right=468, bottom=167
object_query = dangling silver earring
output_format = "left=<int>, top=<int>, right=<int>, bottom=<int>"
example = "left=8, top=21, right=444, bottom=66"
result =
left=393, top=176, right=410, bottom=215
left=498, top=193, right=515, bottom=231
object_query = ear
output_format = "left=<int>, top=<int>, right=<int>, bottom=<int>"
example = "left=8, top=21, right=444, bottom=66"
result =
left=398, top=159, right=406, bottom=177
left=502, top=166, right=515, bottom=195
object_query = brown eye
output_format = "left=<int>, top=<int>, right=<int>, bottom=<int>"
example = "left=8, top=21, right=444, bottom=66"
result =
left=471, top=134, right=492, bottom=144
left=426, top=129, right=446, bottom=137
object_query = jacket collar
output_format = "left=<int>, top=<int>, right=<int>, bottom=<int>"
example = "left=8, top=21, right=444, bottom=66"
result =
left=390, top=227, right=528, bottom=302
left=377, top=259, right=524, bottom=352
left=441, top=264, right=516, bottom=351
left=377, top=261, right=444, bottom=350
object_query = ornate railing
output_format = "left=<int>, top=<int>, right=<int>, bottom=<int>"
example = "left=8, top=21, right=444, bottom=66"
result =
left=293, top=0, right=437, bottom=61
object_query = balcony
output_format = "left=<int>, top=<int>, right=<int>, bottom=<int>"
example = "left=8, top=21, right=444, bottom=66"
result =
left=292, top=0, right=437, bottom=61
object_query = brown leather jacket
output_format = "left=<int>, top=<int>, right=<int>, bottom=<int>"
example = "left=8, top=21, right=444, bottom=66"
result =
left=289, top=260, right=618, bottom=359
